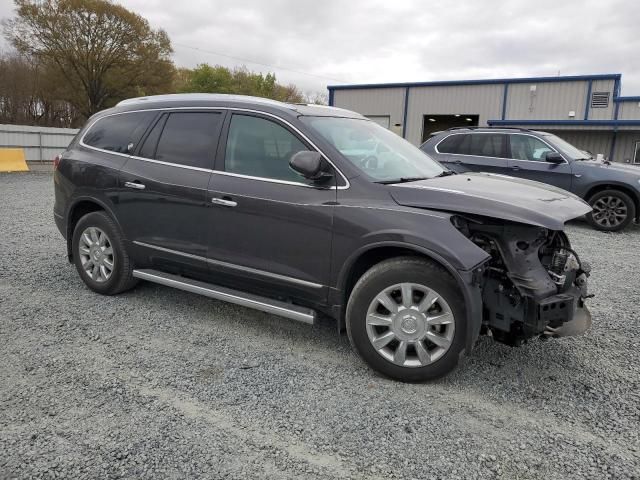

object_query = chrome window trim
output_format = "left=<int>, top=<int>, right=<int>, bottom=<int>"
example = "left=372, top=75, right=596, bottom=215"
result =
left=634, top=141, right=640, bottom=165
left=79, top=106, right=350, bottom=189
left=133, top=241, right=324, bottom=289
left=433, top=131, right=568, bottom=164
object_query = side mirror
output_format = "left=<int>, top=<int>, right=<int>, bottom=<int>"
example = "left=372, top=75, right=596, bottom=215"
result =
left=289, top=151, right=332, bottom=181
left=545, top=152, right=564, bottom=164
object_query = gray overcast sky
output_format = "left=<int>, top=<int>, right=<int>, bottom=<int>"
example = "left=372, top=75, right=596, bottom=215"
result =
left=1, top=0, right=639, bottom=95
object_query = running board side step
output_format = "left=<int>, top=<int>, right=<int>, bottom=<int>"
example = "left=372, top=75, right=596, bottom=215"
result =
left=133, top=269, right=316, bottom=324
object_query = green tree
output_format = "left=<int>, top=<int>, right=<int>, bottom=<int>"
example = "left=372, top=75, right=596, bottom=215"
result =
left=3, top=0, right=175, bottom=118
left=178, top=63, right=305, bottom=103
left=181, top=64, right=234, bottom=94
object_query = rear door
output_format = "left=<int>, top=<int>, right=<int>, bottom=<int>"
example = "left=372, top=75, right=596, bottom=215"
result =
left=506, top=134, right=573, bottom=191
left=205, top=112, right=337, bottom=304
left=435, top=132, right=510, bottom=174
left=117, top=110, right=225, bottom=276
left=78, top=110, right=156, bottom=215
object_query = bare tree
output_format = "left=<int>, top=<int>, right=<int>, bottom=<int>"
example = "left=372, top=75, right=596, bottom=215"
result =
left=3, top=0, right=175, bottom=119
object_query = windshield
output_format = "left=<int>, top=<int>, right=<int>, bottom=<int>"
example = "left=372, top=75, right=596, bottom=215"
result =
left=301, top=116, right=445, bottom=182
left=543, top=133, right=590, bottom=160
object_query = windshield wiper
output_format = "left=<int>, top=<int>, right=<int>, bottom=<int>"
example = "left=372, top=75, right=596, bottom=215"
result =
left=375, top=176, right=430, bottom=185
left=375, top=170, right=456, bottom=185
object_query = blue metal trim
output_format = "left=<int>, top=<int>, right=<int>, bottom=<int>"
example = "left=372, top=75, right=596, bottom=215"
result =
left=402, top=86, right=410, bottom=138
left=327, top=73, right=622, bottom=91
left=613, top=77, right=621, bottom=120
left=487, top=119, right=640, bottom=126
left=501, top=83, right=509, bottom=120
left=584, top=79, right=592, bottom=120
left=328, top=88, right=334, bottom=106
left=615, top=96, right=640, bottom=102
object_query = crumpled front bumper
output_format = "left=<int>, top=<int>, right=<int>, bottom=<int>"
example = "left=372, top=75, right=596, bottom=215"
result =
left=543, top=303, right=592, bottom=337
left=537, top=282, right=592, bottom=338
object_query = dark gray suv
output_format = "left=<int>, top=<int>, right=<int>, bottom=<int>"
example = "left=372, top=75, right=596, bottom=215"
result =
left=54, top=94, right=593, bottom=381
left=421, top=127, right=640, bottom=231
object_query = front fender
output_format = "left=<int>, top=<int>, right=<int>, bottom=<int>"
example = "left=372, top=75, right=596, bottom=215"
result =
left=331, top=205, right=490, bottom=352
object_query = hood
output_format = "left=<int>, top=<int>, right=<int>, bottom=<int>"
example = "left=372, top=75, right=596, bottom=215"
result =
left=389, top=172, right=591, bottom=230
left=577, top=159, right=640, bottom=176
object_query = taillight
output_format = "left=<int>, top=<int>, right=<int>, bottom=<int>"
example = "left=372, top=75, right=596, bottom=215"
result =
left=53, top=154, right=61, bottom=170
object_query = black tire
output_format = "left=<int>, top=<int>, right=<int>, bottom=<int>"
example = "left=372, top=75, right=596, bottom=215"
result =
left=346, top=257, right=466, bottom=382
left=71, top=211, right=137, bottom=295
left=586, top=189, right=636, bottom=232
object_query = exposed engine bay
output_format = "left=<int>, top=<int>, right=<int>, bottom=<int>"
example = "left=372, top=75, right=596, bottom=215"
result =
left=453, top=216, right=592, bottom=346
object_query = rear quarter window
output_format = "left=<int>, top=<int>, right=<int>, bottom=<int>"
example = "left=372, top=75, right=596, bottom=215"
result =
left=437, top=134, right=466, bottom=154
left=83, top=111, right=156, bottom=153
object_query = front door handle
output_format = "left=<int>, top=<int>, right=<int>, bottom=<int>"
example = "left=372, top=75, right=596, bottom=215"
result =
left=511, top=166, right=521, bottom=171
left=124, top=181, right=146, bottom=190
left=211, top=197, right=237, bottom=207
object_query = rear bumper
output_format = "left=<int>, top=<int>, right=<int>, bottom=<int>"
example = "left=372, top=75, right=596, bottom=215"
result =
left=54, top=211, right=66, bottom=239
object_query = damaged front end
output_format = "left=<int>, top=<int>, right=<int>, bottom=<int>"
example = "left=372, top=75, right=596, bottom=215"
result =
left=453, top=216, right=592, bottom=346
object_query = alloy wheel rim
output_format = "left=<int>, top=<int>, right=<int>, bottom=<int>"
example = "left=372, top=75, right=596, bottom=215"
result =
left=592, top=196, right=627, bottom=228
left=79, top=227, right=114, bottom=283
left=365, top=283, right=455, bottom=368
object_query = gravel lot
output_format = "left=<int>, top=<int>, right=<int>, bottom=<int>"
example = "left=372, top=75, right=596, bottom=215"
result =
left=1, top=172, right=639, bottom=479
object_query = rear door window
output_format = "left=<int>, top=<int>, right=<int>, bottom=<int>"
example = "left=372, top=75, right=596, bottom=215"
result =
left=83, top=111, right=155, bottom=153
left=463, top=133, right=507, bottom=158
left=140, top=112, right=223, bottom=169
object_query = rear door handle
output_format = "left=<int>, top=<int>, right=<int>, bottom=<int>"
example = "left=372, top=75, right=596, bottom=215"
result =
left=211, top=197, right=237, bottom=207
left=124, top=181, right=146, bottom=190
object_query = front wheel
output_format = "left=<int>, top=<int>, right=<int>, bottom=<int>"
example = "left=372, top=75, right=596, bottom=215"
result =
left=346, top=257, right=467, bottom=382
left=586, top=189, right=636, bottom=231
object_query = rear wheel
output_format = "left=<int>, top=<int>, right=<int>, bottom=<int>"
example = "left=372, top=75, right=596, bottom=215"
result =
left=586, top=189, right=635, bottom=231
left=346, top=257, right=466, bottom=382
left=72, top=211, right=137, bottom=295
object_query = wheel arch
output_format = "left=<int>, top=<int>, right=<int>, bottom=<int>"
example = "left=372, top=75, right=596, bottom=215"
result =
left=336, top=241, right=484, bottom=353
left=65, top=197, right=121, bottom=261
left=583, top=182, right=640, bottom=219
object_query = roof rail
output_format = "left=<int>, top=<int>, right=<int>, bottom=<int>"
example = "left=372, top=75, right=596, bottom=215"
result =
left=445, top=126, right=533, bottom=132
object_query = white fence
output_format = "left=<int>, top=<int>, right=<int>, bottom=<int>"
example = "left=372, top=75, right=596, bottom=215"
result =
left=0, top=124, right=79, bottom=163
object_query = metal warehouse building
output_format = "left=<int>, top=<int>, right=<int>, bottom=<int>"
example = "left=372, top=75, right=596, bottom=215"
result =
left=328, top=73, right=640, bottom=164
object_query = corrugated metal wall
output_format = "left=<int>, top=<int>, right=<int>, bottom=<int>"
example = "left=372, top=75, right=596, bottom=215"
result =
left=0, top=124, right=79, bottom=162
left=615, top=132, right=640, bottom=163
left=587, top=79, right=617, bottom=120
left=617, top=100, right=640, bottom=120
left=505, top=81, right=590, bottom=120
left=404, top=84, right=504, bottom=144
left=332, top=88, right=405, bottom=127
left=547, top=130, right=613, bottom=158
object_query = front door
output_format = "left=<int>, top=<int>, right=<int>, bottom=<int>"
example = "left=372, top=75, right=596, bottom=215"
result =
left=117, top=110, right=225, bottom=276
left=206, top=112, right=336, bottom=304
left=507, top=134, right=573, bottom=191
